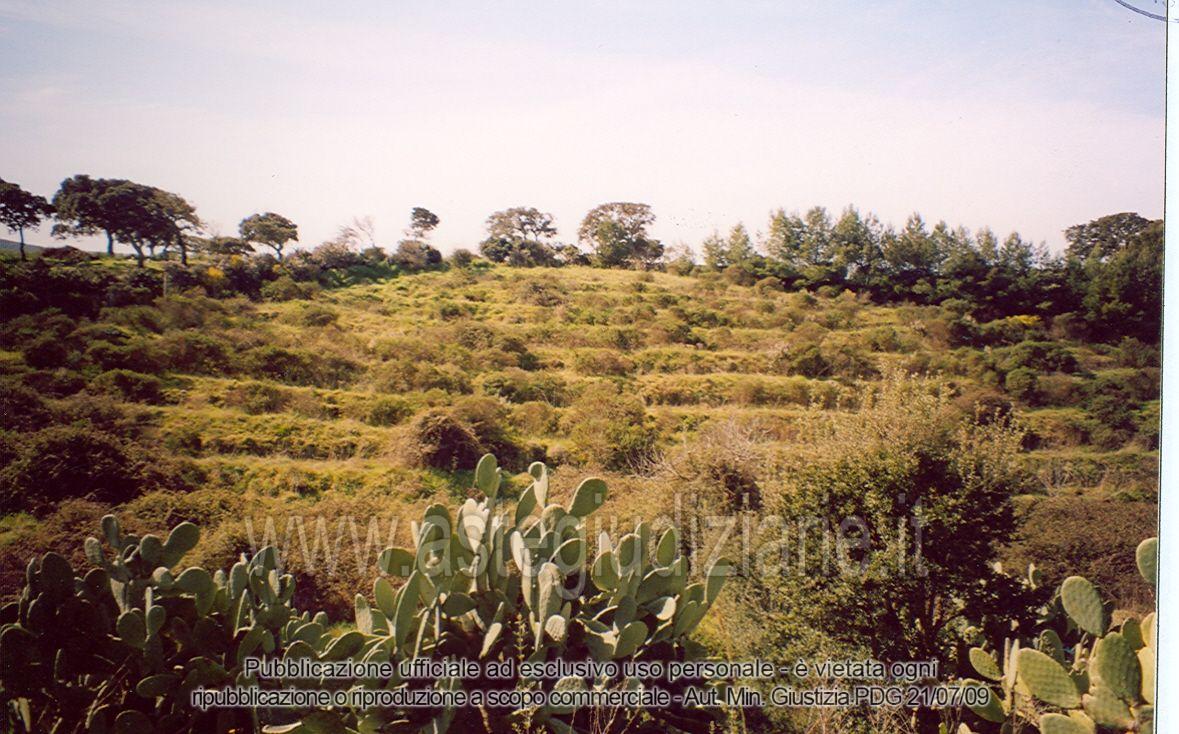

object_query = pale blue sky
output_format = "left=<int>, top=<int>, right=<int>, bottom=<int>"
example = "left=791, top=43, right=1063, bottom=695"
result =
left=0, top=0, right=1165, bottom=253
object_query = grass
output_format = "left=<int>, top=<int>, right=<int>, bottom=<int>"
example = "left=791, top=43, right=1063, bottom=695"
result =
left=0, top=262, right=1159, bottom=615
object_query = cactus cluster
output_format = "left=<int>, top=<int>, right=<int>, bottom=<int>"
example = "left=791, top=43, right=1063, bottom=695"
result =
left=962, top=537, right=1157, bottom=734
left=288, top=454, right=733, bottom=734
left=1, top=455, right=730, bottom=734
left=0, top=514, right=315, bottom=733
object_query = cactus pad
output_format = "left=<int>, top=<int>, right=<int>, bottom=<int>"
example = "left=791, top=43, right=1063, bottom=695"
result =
left=1060, top=576, right=1107, bottom=636
left=1017, top=648, right=1080, bottom=708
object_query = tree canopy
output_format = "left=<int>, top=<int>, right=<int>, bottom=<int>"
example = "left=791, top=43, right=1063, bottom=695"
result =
left=480, top=207, right=560, bottom=266
left=578, top=202, right=663, bottom=269
left=240, top=212, right=298, bottom=261
left=0, top=178, right=53, bottom=261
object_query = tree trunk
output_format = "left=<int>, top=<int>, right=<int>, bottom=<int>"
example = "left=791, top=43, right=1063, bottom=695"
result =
left=133, top=246, right=145, bottom=268
left=18, top=226, right=26, bottom=261
left=106, top=231, right=114, bottom=256
left=179, top=236, right=188, bottom=266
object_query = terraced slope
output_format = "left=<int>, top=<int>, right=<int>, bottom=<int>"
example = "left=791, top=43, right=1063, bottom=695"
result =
left=0, top=264, right=1158, bottom=614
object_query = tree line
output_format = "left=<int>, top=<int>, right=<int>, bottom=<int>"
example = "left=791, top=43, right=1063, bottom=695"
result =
left=0, top=173, right=1161, bottom=343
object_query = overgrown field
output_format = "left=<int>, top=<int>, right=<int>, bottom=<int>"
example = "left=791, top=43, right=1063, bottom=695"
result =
left=0, top=258, right=1158, bottom=732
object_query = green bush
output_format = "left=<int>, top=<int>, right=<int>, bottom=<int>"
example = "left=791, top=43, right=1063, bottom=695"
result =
left=360, top=395, right=413, bottom=426
left=0, top=383, right=53, bottom=431
left=88, top=369, right=166, bottom=404
left=995, top=340, right=1080, bottom=375
left=0, top=425, right=141, bottom=514
left=480, top=368, right=567, bottom=404
left=1004, top=367, right=1039, bottom=404
left=220, top=381, right=289, bottom=414
left=565, top=383, right=660, bottom=470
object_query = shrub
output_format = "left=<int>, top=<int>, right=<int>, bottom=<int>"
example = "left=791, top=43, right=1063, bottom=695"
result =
left=221, top=380, right=289, bottom=414
left=88, top=369, right=166, bottom=404
left=754, top=375, right=1038, bottom=668
left=1002, top=497, right=1157, bottom=612
left=285, top=303, right=338, bottom=327
left=82, top=339, right=163, bottom=374
left=995, top=340, right=1079, bottom=374
left=360, top=395, right=413, bottom=426
left=244, top=346, right=358, bottom=388
left=564, top=382, right=660, bottom=470
left=403, top=408, right=485, bottom=471
left=572, top=349, right=635, bottom=376
left=480, top=368, right=567, bottom=404
left=158, top=331, right=235, bottom=374
left=260, top=273, right=316, bottom=301
left=0, top=383, right=53, bottom=431
left=783, top=344, right=829, bottom=378
left=0, top=425, right=141, bottom=514
left=449, top=248, right=475, bottom=268
left=21, top=335, right=74, bottom=369
left=371, top=358, right=471, bottom=394
left=1004, top=367, right=1039, bottom=404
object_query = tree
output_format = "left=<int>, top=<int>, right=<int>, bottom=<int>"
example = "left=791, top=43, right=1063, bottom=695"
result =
left=240, top=212, right=298, bottom=261
left=831, top=206, right=885, bottom=294
left=882, top=213, right=942, bottom=301
left=700, top=231, right=728, bottom=271
left=480, top=207, right=560, bottom=266
left=578, top=202, right=662, bottom=269
left=0, top=178, right=53, bottom=261
left=51, top=174, right=130, bottom=256
left=1081, top=219, right=1163, bottom=343
left=1065, top=212, right=1151, bottom=262
left=335, top=216, right=378, bottom=250
left=151, top=189, right=201, bottom=265
left=195, top=235, right=254, bottom=257
left=725, top=223, right=757, bottom=267
left=764, top=209, right=807, bottom=279
left=408, top=207, right=440, bottom=240
left=101, top=182, right=178, bottom=268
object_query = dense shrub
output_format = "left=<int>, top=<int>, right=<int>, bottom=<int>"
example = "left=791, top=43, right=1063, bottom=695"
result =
left=480, top=368, right=567, bottom=404
left=221, top=380, right=289, bottom=413
left=0, top=383, right=54, bottom=431
left=358, top=395, right=414, bottom=426
left=87, top=369, right=166, bottom=404
left=157, top=331, right=235, bottom=374
left=564, top=382, right=660, bottom=470
left=371, top=358, right=470, bottom=394
left=994, top=340, right=1079, bottom=374
left=1002, top=497, right=1158, bottom=612
left=748, top=376, right=1039, bottom=669
left=244, top=346, right=358, bottom=387
left=0, top=425, right=141, bottom=513
left=21, top=334, right=74, bottom=369
left=1003, top=366, right=1039, bottom=404
left=403, top=407, right=485, bottom=471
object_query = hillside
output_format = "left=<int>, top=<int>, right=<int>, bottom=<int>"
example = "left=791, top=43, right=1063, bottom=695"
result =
left=1, top=259, right=1157, bottom=603
left=0, top=253, right=1161, bottom=733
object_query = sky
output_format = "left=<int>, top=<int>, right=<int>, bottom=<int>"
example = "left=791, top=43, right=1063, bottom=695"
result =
left=0, top=0, right=1166, bottom=255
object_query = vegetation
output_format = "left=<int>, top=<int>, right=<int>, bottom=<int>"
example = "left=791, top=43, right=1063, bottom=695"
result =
left=1, top=456, right=732, bottom=734
left=0, top=174, right=1160, bottom=732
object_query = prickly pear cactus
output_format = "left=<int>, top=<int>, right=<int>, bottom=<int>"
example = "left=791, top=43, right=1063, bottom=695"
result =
left=287, top=454, right=733, bottom=734
left=1, top=515, right=316, bottom=733
left=961, top=536, right=1157, bottom=734
left=1, top=455, right=731, bottom=734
